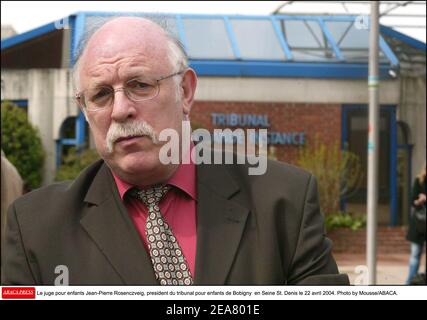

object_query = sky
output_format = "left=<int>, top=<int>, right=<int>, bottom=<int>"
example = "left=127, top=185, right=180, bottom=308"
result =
left=1, top=1, right=426, bottom=42
left=0, top=1, right=282, bottom=33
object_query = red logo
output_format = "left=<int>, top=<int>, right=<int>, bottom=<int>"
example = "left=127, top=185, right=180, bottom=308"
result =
left=2, top=287, right=36, bottom=299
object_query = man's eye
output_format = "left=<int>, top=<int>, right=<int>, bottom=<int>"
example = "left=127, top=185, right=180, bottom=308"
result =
left=91, top=88, right=111, bottom=101
left=128, top=80, right=152, bottom=90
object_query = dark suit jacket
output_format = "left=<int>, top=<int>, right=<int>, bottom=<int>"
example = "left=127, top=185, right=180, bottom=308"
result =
left=1, top=158, right=349, bottom=285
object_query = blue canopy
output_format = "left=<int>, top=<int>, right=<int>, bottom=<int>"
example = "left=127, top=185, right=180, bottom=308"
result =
left=2, top=12, right=426, bottom=79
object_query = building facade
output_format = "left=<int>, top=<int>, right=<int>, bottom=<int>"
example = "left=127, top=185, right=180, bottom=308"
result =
left=1, top=12, right=426, bottom=226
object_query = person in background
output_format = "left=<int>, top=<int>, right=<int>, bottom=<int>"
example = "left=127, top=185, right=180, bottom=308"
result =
left=405, top=163, right=426, bottom=284
left=1, top=149, right=23, bottom=266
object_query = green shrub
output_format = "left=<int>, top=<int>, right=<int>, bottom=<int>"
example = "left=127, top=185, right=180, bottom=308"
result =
left=55, top=147, right=100, bottom=181
left=297, top=136, right=363, bottom=216
left=1, top=101, right=45, bottom=190
left=325, top=212, right=366, bottom=232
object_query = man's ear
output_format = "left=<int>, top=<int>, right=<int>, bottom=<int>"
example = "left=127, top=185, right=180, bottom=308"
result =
left=180, top=68, right=197, bottom=115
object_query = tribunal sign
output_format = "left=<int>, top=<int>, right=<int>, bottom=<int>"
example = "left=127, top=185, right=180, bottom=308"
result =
left=210, top=113, right=305, bottom=146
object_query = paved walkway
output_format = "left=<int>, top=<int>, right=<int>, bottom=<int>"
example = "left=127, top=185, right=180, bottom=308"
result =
left=334, top=252, right=426, bottom=285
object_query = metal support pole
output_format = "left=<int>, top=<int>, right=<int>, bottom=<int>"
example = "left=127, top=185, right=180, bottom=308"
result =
left=367, top=1, right=380, bottom=285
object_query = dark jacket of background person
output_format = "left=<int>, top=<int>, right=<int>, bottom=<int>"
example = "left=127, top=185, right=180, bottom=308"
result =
left=1, top=158, right=349, bottom=285
left=406, top=177, right=427, bottom=245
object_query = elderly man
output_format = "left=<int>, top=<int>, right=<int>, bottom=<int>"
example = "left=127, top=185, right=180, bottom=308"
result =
left=2, top=17, right=348, bottom=285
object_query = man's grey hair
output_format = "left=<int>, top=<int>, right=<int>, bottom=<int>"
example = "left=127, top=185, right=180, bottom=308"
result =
left=72, top=15, right=189, bottom=92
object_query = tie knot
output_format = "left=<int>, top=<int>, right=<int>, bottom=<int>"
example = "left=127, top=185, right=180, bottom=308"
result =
left=130, top=185, right=170, bottom=207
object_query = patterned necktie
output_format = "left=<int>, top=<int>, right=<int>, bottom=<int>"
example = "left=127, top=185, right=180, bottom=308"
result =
left=129, top=185, right=193, bottom=285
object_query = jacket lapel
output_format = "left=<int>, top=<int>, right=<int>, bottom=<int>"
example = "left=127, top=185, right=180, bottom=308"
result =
left=194, top=163, right=250, bottom=285
left=80, top=163, right=158, bottom=285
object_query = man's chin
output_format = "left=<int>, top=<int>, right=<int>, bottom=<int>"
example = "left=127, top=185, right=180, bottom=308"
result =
left=110, top=151, right=158, bottom=173
left=102, top=148, right=176, bottom=186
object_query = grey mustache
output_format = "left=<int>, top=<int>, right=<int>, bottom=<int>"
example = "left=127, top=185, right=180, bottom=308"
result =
left=106, top=120, right=158, bottom=153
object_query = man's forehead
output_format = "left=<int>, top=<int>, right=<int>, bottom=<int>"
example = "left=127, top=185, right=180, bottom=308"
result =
left=84, top=18, right=168, bottom=59
left=84, top=45, right=159, bottom=67
left=90, top=16, right=167, bottom=41
left=79, top=18, right=171, bottom=80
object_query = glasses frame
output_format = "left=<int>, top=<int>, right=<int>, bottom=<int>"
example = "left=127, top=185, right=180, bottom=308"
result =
left=75, top=69, right=186, bottom=112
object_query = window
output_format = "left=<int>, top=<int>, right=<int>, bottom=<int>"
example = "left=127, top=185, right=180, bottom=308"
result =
left=230, top=19, right=286, bottom=60
left=280, top=19, right=337, bottom=61
left=325, top=21, right=389, bottom=62
left=183, top=18, right=234, bottom=59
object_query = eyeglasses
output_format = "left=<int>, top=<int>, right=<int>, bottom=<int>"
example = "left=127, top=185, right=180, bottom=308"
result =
left=75, top=70, right=185, bottom=112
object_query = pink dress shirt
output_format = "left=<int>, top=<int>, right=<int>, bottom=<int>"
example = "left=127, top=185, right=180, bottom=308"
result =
left=112, top=162, right=197, bottom=277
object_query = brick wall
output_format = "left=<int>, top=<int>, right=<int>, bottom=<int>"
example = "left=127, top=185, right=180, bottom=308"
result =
left=191, top=101, right=342, bottom=164
left=328, top=227, right=410, bottom=254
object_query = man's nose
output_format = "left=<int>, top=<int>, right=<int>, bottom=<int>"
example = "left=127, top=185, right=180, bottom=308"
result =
left=110, top=89, right=137, bottom=122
